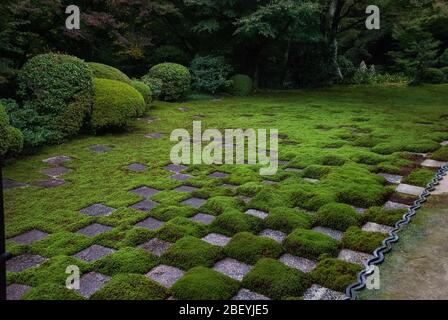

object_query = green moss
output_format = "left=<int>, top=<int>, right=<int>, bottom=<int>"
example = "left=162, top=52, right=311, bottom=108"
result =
left=155, top=217, right=208, bottom=242
left=172, top=267, right=239, bottom=300
left=341, top=227, right=386, bottom=253
left=319, top=155, right=346, bottom=166
left=162, top=236, right=223, bottom=270
left=315, top=203, right=360, bottom=231
left=119, top=228, right=154, bottom=247
left=93, top=247, right=158, bottom=275
left=92, top=273, right=169, bottom=300
left=302, top=165, right=331, bottom=179
left=88, top=62, right=131, bottom=84
left=293, top=187, right=337, bottom=211
left=264, top=207, right=312, bottom=234
left=431, top=146, right=448, bottom=161
left=22, top=283, right=84, bottom=300
left=30, top=231, right=91, bottom=257
left=364, top=206, right=406, bottom=227
left=150, top=205, right=196, bottom=221
left=311, top=257, right=361, bottom=292
left=210, top=209, right=263, bottom=236
left=201, top=196, right=243, bottom=215
left=131, top=80, right=152, bottom=104
left=352, top=153, right=385, bottom=165
left=402, top=168, right=437, bottom=187
left=242, top=258, right=309, bottom=299
left=250, top=188, right=293, bottom=212
left=237, top=182, right=263, bottom=196
left=284, top=229, right=340, bottom=260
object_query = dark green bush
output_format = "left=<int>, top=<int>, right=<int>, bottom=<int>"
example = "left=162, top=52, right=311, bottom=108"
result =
left=144, top=63, right=191, bottom=101
left=315, top=203, right=360, bottom=231
left=341, top=227, right=386, bottom=253
left=440, top=67, right=448, bottom=82
left=152, top=45, right=190, bottom=65
left=231, top=74, right=253, bottom=96
left=421, top=68, right=445, bottom=84
left=0, top=103, right=23, bottom=158
left=284, top=229, right=340, bottom=260
left=190, top=55, right=233, bottom=94
left=88, top=62, right=131, bottom=84
left=211, top=209, right=263, bottom=236
left=311, top=257, right=361, bottom=292
left=15, top=53, right=93, bottom=147
left=141, top=77, right=163, bottom=100
left=90, top=78, right=145, bottom=132
left=431, top=146, right=448, bottom=161
left=130, top=80, right=152, bottom=104
left=264, top=207, right=312, bottom=234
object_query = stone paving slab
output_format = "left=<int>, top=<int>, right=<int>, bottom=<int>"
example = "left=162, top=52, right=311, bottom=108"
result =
left=170, top=173, right=193, bottom=181
left=213, top=258, right=253, bottom=281
left=258, top=229, right=286, bottom=243
left=362, top=222, right=394, bottom=234
left=202, top=233, right=231, bottom=247
left=353, top=207, right=366, bottom=214
left=208, top=172, right=229, bottom=178
left=173, top=185, right=198, bottom=193
left=130, top=200, right=159, bottom=212
left=312, top=226, right=343, bottom=241
left=144, top=133, right=164, bottom=139
left=189, top=213, right=216, bottom=225
left=304, top=178, right=320, bottom=184
left=238, top=196, right=252, bottom=204
left=278, top=160, right=289, bottom=166
left=126, top=163, right=147, bottom=172
left=42, top=155, right=72, bottom=166
left=181, top=197, right=205, bottom=208
left=7, top=284, right=31, bottom=300
left=279, top=254, right=317, bottom=273
left=378, top=173, right=403, bottom=184
left=337, top=249, right=373, bottom=267
left=80, top=203, right=115, bottom=216
left=73, top=245, right=115, bottom=263
left=245, top=209, right=268, bottom=220
left=77, top=223, right=113, bottom=237
left=146, top=265, right=185, bottom=288
left=40, top=166, right=71, bottom=178
left=76, top=272, right=110, bottom=298
left=9, top=229, right=48, bottom=245
left=139, top=238, right=172, bottom=256
left=384, top=201, right=410, bottom=210
left=89, top=144, right=110, bottom=153
left=6, top=254, right=46, bottom=272
left=221, top=183, right=238, bottom=189
left=441, top=141, right=448, bottom=146
left=163, top=164, right=188, bottom=173
left=136, top=217, right=164, bottom=230
left=2, top=179, right=27, bottom=189
left=433, top=174, right=448, bottom=195
left=232, top=289, right=270, bottom=300
left=421, top=159, right=446, bottom=168
left=262, top=180, right=277, bottom=185
left=31, top=179, right=65, bottom=188
left=285, top=168, right=303, bottom=173
left=130, top=186, right=161, bottom=198
left=396, top=183, right=425, bottom=196
left=303, top=284, right=346, bottom=300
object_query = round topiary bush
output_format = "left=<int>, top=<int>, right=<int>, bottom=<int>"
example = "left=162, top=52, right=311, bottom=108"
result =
left=144, top=63, right=191, bottom=101
left=88, top=62, right=131, bottom=84
left=141, top=76, right=163, bottom=100
left=231, top=74, right=253, bottom=96
left=16, top=53, right=93, bottom=147
left=0, top=103, right=23, bottom=158
left=421, top=68, right=445, bottom=84
left=440, top=67, right=448, bottom=83
left=130, top=80, right=152, bottom=104
left=89, top=78, right=145, bottom=132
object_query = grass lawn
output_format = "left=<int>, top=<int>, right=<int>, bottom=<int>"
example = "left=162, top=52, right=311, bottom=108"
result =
left=4, top=84, right=448, bottom=300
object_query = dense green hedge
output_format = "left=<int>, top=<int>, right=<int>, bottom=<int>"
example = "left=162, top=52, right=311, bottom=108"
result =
left=0, top=103, right=23, bottom=159
left=88, top=62, right=131, bottom=84
left=141, top=76, right=163, bottom=100
left=284, top=229, right=340, bottom=260
left=145, top=63, right=191, bottom=101
left=421, top=68, right=445, bottom=84
left=231, top=74, right=253, bottom=96
left=131, top=80, right=152, bottom=104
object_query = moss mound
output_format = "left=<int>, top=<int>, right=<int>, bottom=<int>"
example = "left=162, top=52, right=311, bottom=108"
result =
left=284, top=228, right=340, bottom=260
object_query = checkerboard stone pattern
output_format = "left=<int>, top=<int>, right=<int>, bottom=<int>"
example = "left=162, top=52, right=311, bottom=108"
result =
left=181, top=198, right=205, bottom=208
left=2, top=179, right=27, bottom=189
left=258, top=229, right=286, bottom=243
left=362, top=222, right=394, bottom=234
left=232, top=289, right=270, bottom=300
left=80, top=203, right=115, bottom=216
left=245, top=209, right=268, bottom=220
left=77, top=223, right=113, bottom=237
left=76, top=272, right=110, bottom=298
left=130, top=186, right=160, bottom=198
left=126, top=163, right=147, bottom=172
left=146, top=265, right=184, bottom=288
left=7, top=284, right=31, bottom=300
left=213, top=258, right=253, bottom=281
left=312, top=226, right=343, bottom=241
left=73, top=245, right=115, bottom=263
left=338, top=249, right=373, bottom=267
left=421, top=159, right=446, bottom=168
left=170, top=173, right=193, bottom=181
left=384, top=201, right=410, bottom=210
left=139, top=238, right=172, bottom=256
left=130, top=200, right=159, bottom=212
left=173, top=185, right=198, bottom=193
left=163, top=164, right=188, bottom=173
left=202, top=233, right=231, bottom=247
left=208, top=172, right=229, bottom=178
left=378, top=173, right=402, bottom=184
left=136, top=217, right=164, bottom=230
left=303, top=285, right=346, bottom=300
left=9, top=229, right=48, bottom=245
left=396, top=183, right=425, bottom=196
left=279, top=254, right=317, bottom=273
left=189, top=213, right=215, bottom=225
left=6, top=254, right=46, bottom=272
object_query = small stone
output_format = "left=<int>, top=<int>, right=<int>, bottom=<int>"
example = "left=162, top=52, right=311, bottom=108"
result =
left=278, top=160, right=289, bottom=166
left=76, top=272, right=110, bottom=298
left=202, top=233, right=231, bottom=247
left=258, top=229, right=286, bottom=243
left=213, top=258, right=253, bottom=281
left=433, top=174, right=448, bottom=195
left=144, top=133, right=164, bottom=139
left=6, top=254, right=46, bottom=272
left=378, top=173, right=403, bottom=184
left=89, top=144, right=110, bottom=153
left=208, top=172, right=229, bottom=178
left=303, top=284, right=346, bottom=300
left=77, top=223, right=113, bottom=237
left=232, top=289, right=270, bottom=300
left=177, top=107, right=189, bottom=112
left=130, top=200, right=159, bottom=212
left=262, top=180, right=276, bottom=185
left=285, top=168, right=302, bottom=173
left=169, top=173, right=193, bottom=181
left=353, top=207, right=366, bottom=214
left=279, top=254, right=317, bottom=273
left=7, top=284, right=31, bottom=300
left=9, top=229, right=48, bottom=245
left=130, top=186, right=161, bottom=198
left=421, top=159, right=446, bottom=168
left=384, top=201, right=410, bottom=210
left=304, top=178, right=319, bottom=184
left=42, top=155, right=72, bottom=166
left=440, top=141, right=448, bottom=146
left=73, top=245, right=115, bottom=263
left=396, top=183, right=425, bottom=196
left=238, top=196, right=252, bottom=204
left=173, top=185, right=198, bottom=193
left=146, top=265, right=184, bottom=288
left=136, top=216, right=164, bottom=230
left=31, top=179, right=65, bottom=188
left=139, top=238, right=172, bottom=256
left=181, top=197, right=205, bottom=208
left=2, top=179, right=27, bottom=189
left=40, top=166, right=71, bottom=178
left=126, top=163, right=147, bottom=172
left=163, top=164, right=188, bottom=173
left=80, top=204, right=115, bottom=217
left=362, top=222, right=394, bottom=234
left=245, top=209, right=268, bottom=220
left=312, top=226, right=343, bottom=241
left=221, top=183, right=238, bottom=189
left=190, top=213, right=216, bottom=225
left=337, top=249, right=373, bottom=267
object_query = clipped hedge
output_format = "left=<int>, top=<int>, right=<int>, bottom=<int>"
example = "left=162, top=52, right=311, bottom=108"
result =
left=421, top=68, right=445, bottom=84
left=284, top=229, right=340, bottom=260
left=315, top=203, right=360, bottom=231
left=144, top=63, right=191, bottom=101
left=131, top=80, right=152, bottom=104
left=141, top=76, right=163, bottom=100
left=0, top=103, right=23, bottom=159
left=88, top=62, right=131, bottom=84
left=231, top=74, right=253, bottom=96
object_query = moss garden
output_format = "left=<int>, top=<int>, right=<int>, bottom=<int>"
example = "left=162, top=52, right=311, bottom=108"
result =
left=2, top=52, right=448, bottom=301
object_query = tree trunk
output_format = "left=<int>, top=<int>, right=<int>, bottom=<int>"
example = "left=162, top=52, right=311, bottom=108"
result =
left=326, top=0, right=344, bottom=83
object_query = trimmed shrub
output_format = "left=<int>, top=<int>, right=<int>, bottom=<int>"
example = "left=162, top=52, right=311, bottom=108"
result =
left=311, top=257, right=361, bottom=292
left=421, top=68, right=445, bottom=84
left=431, top=146, right=448, bottom=162
left=144, top=63, right=191, bottom=101
left=90, top=78, right=145, bottom=132
left=284, top=229, right=340, bottom=260
left=264, top=207, right=312, bottom=234
left=172, top=267, right=239, bottom=300
left=341, top=227, right=386, bottom=253
left=365, top=206, right=407, bottom=227
left=315, top=203, right=360, bottom=231
left=440, top=67, right=448, bottom=82
left=0, top=103, right=23, bottom=158
left=211, top=209, right=263, bottom=236
left=224, top=232, right=283, bottom=264
left=15, top=53, right=93, bottom=147
left=402, top=168, right=437, bottom=187
left=242, top=258, right=309, bottom=299
left=130, top=80, right=152, bottom=104
left=231, top=74, right=253, bottom=96
left=190, top=55, right=233, bottom=94
left=141, top=76, right=163, bottom=100
left=88, top=62, right=131, bottom=84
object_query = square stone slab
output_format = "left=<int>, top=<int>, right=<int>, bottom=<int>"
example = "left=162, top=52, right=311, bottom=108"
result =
left=77, top=223, right=113, bottom=237
left=136, top=217, right=164, bottom=230
left=262, top=180, right=277, bottom=185
left=9, top=229, right=48, bottom=245
left=279, top=254, right=317, bottom=273
left=362, top=222, right=394, bottom=234
left=173, top=185, right=198, bottom=193
left=208, top=172, right=229, bottom=178
left=163, top=164, right=188, bottom=173
left=312, top=226, right=343, bottom=241
left=421, top=159, right=446, bottom=168
left=6, top=254, right=46, bottom=272
left=2, top=179, right=27, bottom=189
left=285, top=168, right=303, bottom=173
left=238, top=196, right=252, bottom=204
left=353, top=207, right=366, bottom=214
left=73, top=245, right=115, bottom=263
left=303, top=284, right=346, bottom=300
left=7, top=284, right=31, bottom=300
left=139, top=238, right=172, bottom=256
left=130, top=186, right=161, bottom=198
left=304, top=178, right=320, bottom=184
left=144, top=133, right=164, bottom=139
left=80, top=203, right=115, bottom=217
left=278, top=160, right=289, bottom=166
left=181, top=198, right=205, bottom=208
left=384, top=201, right=410, bottom=210
left=42, top=155, right=72, bottom=166
left=337, top=249, right=374, bottom=267
left=190, top=213, right=216, bottom=225
left=76, top=272, right=110, bottom=298
left=221, top=183, right=238, bottom=189
left=258, top=229, right=286, bottom=243
left=126, top=163, right=147, bottom=172
left=40, top=166, right=71, bottom=178
left=31, top=179, right=65, bottom=188
left=89, top=144, right=110, bottom=153
left=441, top=141, right=448, bottom=146
left=232, top=289, right=270, bottom=300
left=169, top=173, right=193, bottom=181
left=146, top=265, right=185, bottom=288
left=213, top=258, right=253, bottom=281
left=378, top=173, right=403, bottom=184
left=201, top=233, right=231, bottom=247
left=130, top=200, right=159, bottom=212
left=245, top=209, right=268, bottom=220
left=396, top=183, right=425, bottom=196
